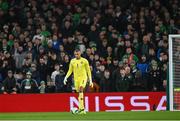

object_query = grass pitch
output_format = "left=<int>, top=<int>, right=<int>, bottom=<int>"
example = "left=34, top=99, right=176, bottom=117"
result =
left=0, top=111, right=179, bottom=121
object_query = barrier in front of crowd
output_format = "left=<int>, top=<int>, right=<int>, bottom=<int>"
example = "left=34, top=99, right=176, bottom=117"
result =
left=0, top=92, right=166, bottom=112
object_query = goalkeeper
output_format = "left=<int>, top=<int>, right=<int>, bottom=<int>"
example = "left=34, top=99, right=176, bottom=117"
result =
left=64, top=48, right=93, bottom=114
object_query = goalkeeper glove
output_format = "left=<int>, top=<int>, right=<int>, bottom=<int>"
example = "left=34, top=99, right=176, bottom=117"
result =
left=63, top=77, right=67, bottom=85
left=89, top=79, right=93, bottom=88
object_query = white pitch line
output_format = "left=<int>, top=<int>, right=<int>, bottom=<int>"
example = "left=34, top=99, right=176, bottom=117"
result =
left=0, top=119, right=179, bottom=121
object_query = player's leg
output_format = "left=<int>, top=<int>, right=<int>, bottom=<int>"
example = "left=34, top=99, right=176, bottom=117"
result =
left=78, top=86, right=84, bottom=110
left=74, top=80, right=84, bottom=111
left=78, top=80, right=87, bottom=114
left=74, top=80, right=79, bottom=93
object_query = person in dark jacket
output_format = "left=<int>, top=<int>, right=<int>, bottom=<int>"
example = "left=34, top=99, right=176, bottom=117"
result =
left=132, top=70, right=146, bottom=91
left=2, top=70, right=17, bottom=94
left=30, top=63, right=41, bottom=85
left=116, top=67, right=129, bottom=92
left=111, top=61, right=124, bottom=92
left=125, top=66, right=134, bottom=91
left=46, top=75, right=56, bottom=93
left=21, top=71, right=38, bottom=93
left=37, top=57, right=48, bottom=83
left=136, top=54, right=149, bottom=89
left=100, top=69, right=111, bottom=92
left=55, top=65, right=66, bottom=92
left=148, top=60, right=161, bottom=91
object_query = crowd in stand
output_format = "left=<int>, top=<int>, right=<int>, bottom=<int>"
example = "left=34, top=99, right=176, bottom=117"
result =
left=0, top=0, right=179, bottom=94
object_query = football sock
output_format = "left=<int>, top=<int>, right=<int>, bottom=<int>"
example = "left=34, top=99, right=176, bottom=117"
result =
left=78, top=92, right=84, bottom=110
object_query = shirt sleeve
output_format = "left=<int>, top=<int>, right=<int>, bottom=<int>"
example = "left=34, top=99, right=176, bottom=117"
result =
left=65, top=60, right=73, bottom=78
left=85, top=59, right=92, bottom=81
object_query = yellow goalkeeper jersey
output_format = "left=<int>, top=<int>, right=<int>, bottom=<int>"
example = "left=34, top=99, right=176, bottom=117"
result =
left=65, top=57, right=91, bottom=82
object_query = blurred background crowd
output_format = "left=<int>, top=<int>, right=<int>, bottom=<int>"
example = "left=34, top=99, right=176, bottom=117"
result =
left=0, top=0, right=179, bottom=94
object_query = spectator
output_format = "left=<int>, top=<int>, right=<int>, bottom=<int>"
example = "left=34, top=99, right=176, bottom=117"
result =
left=122, top=47, right=139, bottom=65
left=26, top=41, right=36, bottom=61
left=14, top=46, right=26, bottom=69
left=21, top=71, right=38, bottom=93
left=137, top=55, right=149, bottom=77
left=115, top=35, right=125, bottom=60
left=47, top=51, right=58, bottom=75
left=100, top=69, right=111, bottom=92
left=111, top=58, right=119, bottom=71
left=125, top=66, right=134, bottom=91
left=132, top=71, right=145, bottom=91
left=62, top=54, right=70, bottom=73
left=116, top=67, right=129, bottom=92
left=111, top=61, right=124, bottom=92
left=39, top=81, right=46, bottom=94
left=106, top=58, right=113, bottom=72
left=51, top=63, right=60, bottom=83
left=37, top=57, right=48, bottom=83
left=147, top=48, right=157, bottom=62
left=36, top=45, right=46, bottom=61
left=106, top=46, right=114, bottom=60
left=52, top=34, right=61, bottom=52
left=94, top=64, right=105, bottom=86
left=55, top=64, right=66, bottom=92
left=14, top=70, right=24, bottom=93
left=61, top=20, right=74, bottom=37
left=22, top=57, right=31, bottom=73
left=30, top=63, right=41, bottom=85
left=136, top=54, right=149, bottom=89
left=3, top=51, right=15, bottom=71
left=161, top=63, right=167, bottom=91
left=66, top=36, right=76, bottom=56
left=87, top=25, right=99, bottom=45
left=46, top=75, right=55, bottom=93
left=140, top=35, right=150, bottom=56
left=148, top=60, right=161, bottom=91
left=0, top=56, right=9, bottom=80
left=2, top=70, right=16, bottom=94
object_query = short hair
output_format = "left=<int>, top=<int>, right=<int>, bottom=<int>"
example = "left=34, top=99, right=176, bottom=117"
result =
left=8, top=70, right=13, bottom=73
left=74, top=48, right=80, bottom=52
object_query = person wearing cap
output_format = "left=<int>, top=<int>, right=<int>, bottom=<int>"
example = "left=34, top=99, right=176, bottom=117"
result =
left=20, top=71, right=38, bottom=93
left=2, top=70, right=17, bottom=94
left=63, top=48, right=93, bottom=114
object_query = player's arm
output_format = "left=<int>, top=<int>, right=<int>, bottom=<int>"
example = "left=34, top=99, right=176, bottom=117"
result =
left=85, top=59, right=93, bottom=87
left=64, top=60, right=73, bottom=85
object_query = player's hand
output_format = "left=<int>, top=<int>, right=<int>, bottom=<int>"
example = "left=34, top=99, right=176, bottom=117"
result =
left=63, top=77, right=67, bottom=85
left=89, top=79, right=93, bottom=88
